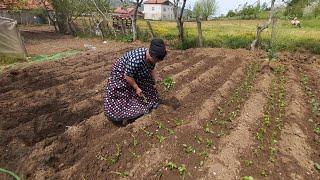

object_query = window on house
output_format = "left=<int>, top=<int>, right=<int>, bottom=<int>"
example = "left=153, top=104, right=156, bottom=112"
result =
left=152, top=7, right=155, bottom=10
left=163, top=8, right=166, bottom=12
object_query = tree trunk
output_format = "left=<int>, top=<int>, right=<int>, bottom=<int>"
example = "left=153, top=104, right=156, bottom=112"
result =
left=132, top=0, right=141, bottom=41
left=146, top=20, right=155, bottom=38
left=177, top=20, right=184, bottom=42
left=56, top=12, right=69, bottom=34
left=174, top=0, right=187, bottom=43
left=196, top=17, right=203, bottom=47
left=132, top=18, right=137, bottom=40
left=251, top=0, right=276, bottom=50
left=91, top=0, right=117, bottom=38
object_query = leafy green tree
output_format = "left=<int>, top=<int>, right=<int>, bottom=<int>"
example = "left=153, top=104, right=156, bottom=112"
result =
left=226, top=10, right=237, bottom=17
left=283, top=0, right=310, bottom=18
left=192, top=0, right=217, bottom=20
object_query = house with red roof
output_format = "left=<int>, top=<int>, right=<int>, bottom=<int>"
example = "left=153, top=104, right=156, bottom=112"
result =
left=113, top=6, right=143, bottom=19
left=144, top=0, right=174, bottom=20
left=0, top=0, right=52, bottom=25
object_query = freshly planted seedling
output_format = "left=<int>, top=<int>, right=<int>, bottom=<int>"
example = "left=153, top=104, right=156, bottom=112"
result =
left=182, top=144, right=196, bottom=154
left=97, top=144, right=122, bottom=166
left=162, top=77, right=175, bottom=90
left=140, top=127, right=154, bottom=137
left=157, top=134, right=166, bottom=143
left=206, top=139, right=214, bottom=149
left=217, top=129, right=225, bottom=137
left=261, top=170, right=268, bottom=177
left=199, top=151, right=209, bottom=159
left=204, top=122, right=214, bottom=134
left=112, top=171, right=129, bottom=177
left=155, top=121, right=165, bottom=129
left=242, top=176, right=254, bottom=180
left=175, top=119, right=184, bottom=126
left=315, top=162, right=320, bottom=172
left=166, top=161, right=178, bottom=170
left=131, top=151, right=140, bottom=158
left=166, top=128, right=175, bottom=135
left=194, top=135, right=203, bottom=144
left=178, top=164, right=187, bottom=177
left=315, top=126, right=320, bottom=135
left=131, top=134, right=138, bottom=147
left=244, top=160, right=253, bottom=167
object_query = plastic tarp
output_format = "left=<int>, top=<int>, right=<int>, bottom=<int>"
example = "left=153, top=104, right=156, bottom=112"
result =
left=0, top=16, right=27, bottom=58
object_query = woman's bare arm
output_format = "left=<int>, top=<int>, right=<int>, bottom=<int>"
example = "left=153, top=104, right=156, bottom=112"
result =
left=124, top=75, right=142, bottom=96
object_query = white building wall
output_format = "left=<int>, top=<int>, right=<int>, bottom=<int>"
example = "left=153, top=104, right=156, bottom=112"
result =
left=161, top=4, right=174, bottom=20
left=144, top=3, right=174, bottom=20
left=144, top=4, right=162, bottom=20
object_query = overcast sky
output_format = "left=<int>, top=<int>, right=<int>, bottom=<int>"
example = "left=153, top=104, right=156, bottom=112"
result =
left=185, top=0, right=271, bottom=16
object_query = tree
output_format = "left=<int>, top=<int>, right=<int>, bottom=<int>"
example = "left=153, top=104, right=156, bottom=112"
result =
left=226, top=10, right=237, bottom=17
left=194, top=0, right=217, bottom=20
left=261, top=2, right=269, bottom=10
left=283, top=0, right=310, bottom=18
left=132, top=0, right=143, bottom=41
left=313, top=0, right=320, bottom=17
left=3, top=0, right=27, bottom=11
left=193, top=1, right=203, bottom=47
left=173, top=0, right=187, bottom=43
left=251, top=0, right=276, bottom=50
left=193, top=1, right=202, bottom=18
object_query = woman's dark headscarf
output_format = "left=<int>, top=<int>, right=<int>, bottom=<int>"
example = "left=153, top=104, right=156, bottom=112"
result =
left=149, top=38, right=167, bottom=61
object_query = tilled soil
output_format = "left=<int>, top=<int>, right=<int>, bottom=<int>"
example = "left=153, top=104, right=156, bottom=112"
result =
left=0, top=47, right=319, bottom=180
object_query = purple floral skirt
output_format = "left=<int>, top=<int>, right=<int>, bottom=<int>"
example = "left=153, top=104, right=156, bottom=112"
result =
left=104, top=59, right=159, bottom=122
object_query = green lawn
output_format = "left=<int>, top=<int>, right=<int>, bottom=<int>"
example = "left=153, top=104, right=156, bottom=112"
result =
left=138, top=19, right=320, bottom=54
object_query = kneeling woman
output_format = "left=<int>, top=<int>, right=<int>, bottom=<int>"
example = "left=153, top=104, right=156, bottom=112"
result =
left=104, top=39, right=167, bottom=123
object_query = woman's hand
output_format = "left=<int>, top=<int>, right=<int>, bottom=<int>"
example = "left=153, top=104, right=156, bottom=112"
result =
left=135, top=87, right=143, bottom=97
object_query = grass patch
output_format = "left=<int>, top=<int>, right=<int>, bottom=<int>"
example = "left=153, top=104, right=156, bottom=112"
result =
left=30, top=49, right=81, bottom=62
left=137, top=19, right=320, bottom=54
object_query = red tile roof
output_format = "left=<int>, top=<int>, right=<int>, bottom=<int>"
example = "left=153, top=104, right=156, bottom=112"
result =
left=144, top=0, right=169, bottom=4
left=0, top=0, right=51, bottom=10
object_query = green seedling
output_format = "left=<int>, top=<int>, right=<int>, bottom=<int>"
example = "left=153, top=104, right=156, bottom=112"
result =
left=217, top=129, right=225, bottom=137
left=242, top=176, right=254, bottom=180
left=204, top=122, right=214, bottom=134
left=98, top=144, right=122, bottom=166
left=178, top=164, right=187, bottom=177
left=166, top=161, right=178, bottom=170
left=112, top=171, right=129, bottom=177
left=155, top=121, right=165, bottom=129
left=166, top=128, right=175, bottom=135
left=199, top=160, right=204, bottom=166
left=244, top=160, right=253, bottom=167
left=157, top=134, right=166, bottom=143
left=314, top=127, right=320, bottom=135
left=140, top=128, right=154, bottom=137
left=175, top=119, right=184, bottom=126
left=162, top=77, right=175, bottom=90
left=182, top=144, right=196, bottom=154
left=315, top=162, right=320, bottom=172
left=217, top=106, right=224, bottom=115
left=269, top=146, right=277, bottom=155
left=206, top=139, right=214, bottom=149
left=130, top=151, right=140, bottom=158
left=261, top=170, right=268, bottom=177
left=131, top=134, right=138, bottom=147
left=199, top=151, right=209, bottom=159
left=194, top=135, right=203, bottom=144
left=311, top=98, right=319, bottom=114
